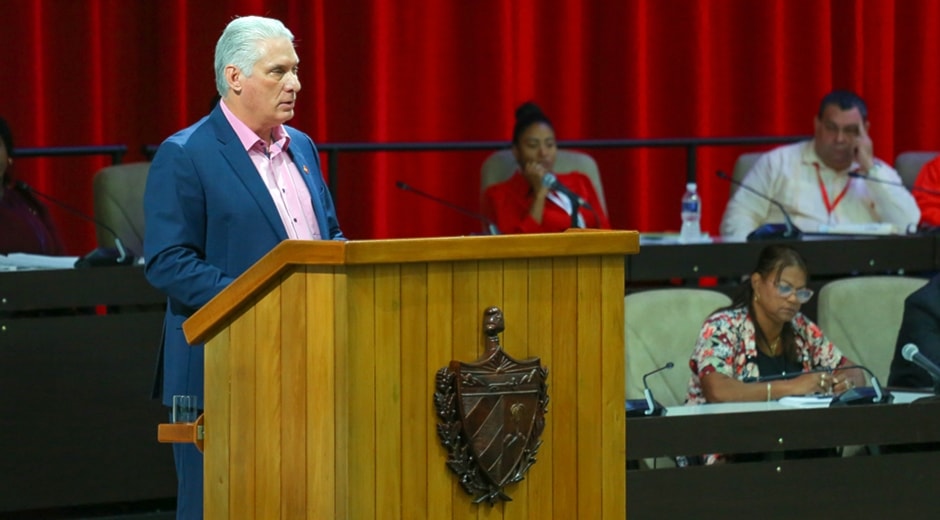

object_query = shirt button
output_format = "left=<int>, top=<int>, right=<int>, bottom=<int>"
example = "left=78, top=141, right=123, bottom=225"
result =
left=293, top=218, right=298, bottom=222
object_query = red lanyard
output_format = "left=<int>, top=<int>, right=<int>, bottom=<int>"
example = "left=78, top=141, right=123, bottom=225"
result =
left=814, top=163, right=850, bottom=215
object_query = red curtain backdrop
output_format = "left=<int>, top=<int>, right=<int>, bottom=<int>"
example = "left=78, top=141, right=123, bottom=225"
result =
left=3, top=0, right=940, bottom=253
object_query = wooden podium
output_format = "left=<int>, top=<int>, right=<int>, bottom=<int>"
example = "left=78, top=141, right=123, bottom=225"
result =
left=180, top=231, right=638, bottom=519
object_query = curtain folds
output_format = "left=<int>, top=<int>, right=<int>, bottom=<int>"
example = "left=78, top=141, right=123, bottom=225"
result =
left=1, top=0, right=936, bottom=251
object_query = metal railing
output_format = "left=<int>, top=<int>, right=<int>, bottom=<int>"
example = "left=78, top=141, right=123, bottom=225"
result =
left=314, top=135, right=811, bottom=192
left=14, top=145, right=128, bottom=165
left=144, top=134, right=808, bottom=193
left=26, top=136, right=814, bottom=193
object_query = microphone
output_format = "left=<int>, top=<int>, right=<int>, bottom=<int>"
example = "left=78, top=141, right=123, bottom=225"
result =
left=541, top=172, right=602, bottom=229
left=395, top=181, right=500, bottom=235
left=848, top=170, right=940, bottom=196
left=716, top=170, right=803, bottom=241
left=829, top=364, right=893, bottom=406
left=626, top=362, right=674, bottom=418
left=901, top=343, right=940, bottom=394
left=542, top=172, right=588, bottom=206
left=16, top=180, right=135, bottom=267
left=849, top=171, right=940, bottom=235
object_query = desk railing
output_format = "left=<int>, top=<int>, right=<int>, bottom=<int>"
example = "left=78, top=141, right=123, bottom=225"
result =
left=13, top=144, right=128, bottom=165
left=143, top=134, right=810, bottom=195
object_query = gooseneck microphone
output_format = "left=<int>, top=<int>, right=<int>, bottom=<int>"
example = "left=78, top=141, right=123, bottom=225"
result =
left=541, top=172, right=601, bottom=229
left=395, top=181, right=500, bottom=235
left=627, top=362, right=674, bottom=418
left=901, top=343, right=940, bottom=394
left=848, top=171, right=940, bottom=196
left=716, top=170, right=803, bottom=241
left=542, top=172, right=587, bottom=205
left=829, top=364, right=893, bottom=406
left=16, top=180, right=135, bottom=267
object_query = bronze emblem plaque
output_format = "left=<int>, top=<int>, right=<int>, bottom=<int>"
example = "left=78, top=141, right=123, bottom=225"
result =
left=434, top=306, right=549, bottom=504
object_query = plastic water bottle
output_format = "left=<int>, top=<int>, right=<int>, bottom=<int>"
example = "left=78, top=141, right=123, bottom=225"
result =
left=679, top=182, right=701, bottom=243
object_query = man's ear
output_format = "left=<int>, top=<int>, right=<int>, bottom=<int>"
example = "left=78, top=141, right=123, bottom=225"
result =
left=225, top=65, right=242, bottom=93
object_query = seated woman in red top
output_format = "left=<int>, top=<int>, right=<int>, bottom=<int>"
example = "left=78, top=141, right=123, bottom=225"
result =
left=0, top=116, right=65, bottom=255
left=482, top=102, right=610, bottom=234
left=913, top=154, right=940, bottom=228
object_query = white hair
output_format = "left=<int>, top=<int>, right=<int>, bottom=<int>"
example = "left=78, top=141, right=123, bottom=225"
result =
left=214, top=16, right=295, bottom=98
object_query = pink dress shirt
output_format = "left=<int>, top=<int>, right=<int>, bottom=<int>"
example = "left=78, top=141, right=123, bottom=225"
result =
left=220, top=101, right=320, bottom=240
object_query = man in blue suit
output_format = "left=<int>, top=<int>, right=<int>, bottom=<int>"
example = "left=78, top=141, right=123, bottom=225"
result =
left=889, top=275, right=940, bottom=389
left=143, top=16, right=344, bottom=519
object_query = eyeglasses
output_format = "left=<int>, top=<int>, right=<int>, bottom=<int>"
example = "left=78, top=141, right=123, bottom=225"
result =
left=776, top=283, right=814, bottom=303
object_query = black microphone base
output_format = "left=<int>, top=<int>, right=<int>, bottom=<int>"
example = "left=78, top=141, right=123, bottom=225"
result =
left=829, top=387, right=894, bottom=406
left=746, top=223, right=803, bottom=241
left=75, top=247, right=136, bottom=268
left=626, top=399, right=667, bottom=418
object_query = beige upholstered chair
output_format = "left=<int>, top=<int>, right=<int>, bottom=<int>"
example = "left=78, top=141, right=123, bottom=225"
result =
left=92, top=162, right=151, bottom=257
left=728, top=152, right=764, bottom=196
left=817, top=276, right=928, bottom=383
left=894, top=151, right=939, bottom=190
left=625, top=288, right=732, bottom=407
left=479, top=149, right=607, bottom=214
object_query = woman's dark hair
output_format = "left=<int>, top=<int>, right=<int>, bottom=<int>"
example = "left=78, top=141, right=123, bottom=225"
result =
left=0, top=117, right=13, bottom=155
left=722, top=245, right=809, bottom=362
left=512, top=102, right=553, bottom=145
left=0, top=117, right=13, bottom=186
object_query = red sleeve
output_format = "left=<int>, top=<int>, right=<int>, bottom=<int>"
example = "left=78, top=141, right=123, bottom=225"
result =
left=482, top=175, right=548, bottom=234
left=482, top=172, right=611, bottom=233
left=914, top=157, right=940, bottom=227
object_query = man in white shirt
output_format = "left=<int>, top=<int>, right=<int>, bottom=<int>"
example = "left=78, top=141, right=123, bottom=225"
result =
left=720, top=90, right=920, bottom=239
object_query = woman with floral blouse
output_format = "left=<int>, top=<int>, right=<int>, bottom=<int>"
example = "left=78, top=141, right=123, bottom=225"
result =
left=687, top=245, right=866, bottom=405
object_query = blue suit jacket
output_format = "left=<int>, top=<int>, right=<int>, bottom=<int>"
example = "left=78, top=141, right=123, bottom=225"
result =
left=144, top=105, right=344, bottom=406
left=889, top=274, right=940, bottom=389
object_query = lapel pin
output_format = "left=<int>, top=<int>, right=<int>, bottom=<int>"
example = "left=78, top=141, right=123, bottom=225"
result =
left=303, top=165, right=309, bottom=174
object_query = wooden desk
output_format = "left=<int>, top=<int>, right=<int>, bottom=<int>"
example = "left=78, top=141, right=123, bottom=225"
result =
left=627, top=397, right=940, bottom=518
left=628, top=234, right=939, bottom=281
left=0, top=266, right=174, bottom=513
left=626, top=234, right=939, bottom=319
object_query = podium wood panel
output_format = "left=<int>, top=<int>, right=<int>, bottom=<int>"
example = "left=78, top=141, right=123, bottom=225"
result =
left=184, top=232, right=638, bottom=519
left=426, top=263, right=455, bottom=517
left=526, top=258, right=554, bottom=519
left=400, top=262, right=430, bottom=519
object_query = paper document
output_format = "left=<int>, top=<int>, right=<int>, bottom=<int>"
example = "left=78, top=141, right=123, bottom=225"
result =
left=816, top=222, right=897, bottom=235
left=0, top=253, right=79, bottom=270
left=777, top=394, right=834, bottom=408
left=640, top=233, right=712, bottom=245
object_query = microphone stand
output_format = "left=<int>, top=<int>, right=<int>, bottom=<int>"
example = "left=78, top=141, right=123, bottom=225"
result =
left=848, top=171, right=940, bottom=235
left=626, top=362, right=674, bottom=418
left=848, top=170, right=940, bottom=196
left=568, top=197, right=581, bottom=229
left=901, top=343, right=940, bottom=395
left=395, top=181, right=500, bottom=235
left=576, top=199, right=603, bottom=229
left=829, top=365, right=893, bottom=406
left=17, top=181, right=134, bottom=266
left=541, top=172, right=603, bottom=229
left=716, top=170, right=803, bottom=241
